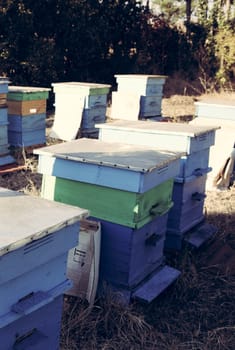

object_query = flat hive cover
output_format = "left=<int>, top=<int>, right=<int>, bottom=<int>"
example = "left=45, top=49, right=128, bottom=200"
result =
left=195, top=99, right=235, bottom=107
left=34, top=138, right=183, bottom=173
left=52, top=82, right=111, bottom=89
left=0, top=187, right=88, bottom=255
left=9, top=86, right=50, bottom=92
left=115, top=74, right=167, bottom=79
left=96, top=120, right=219, bottom=136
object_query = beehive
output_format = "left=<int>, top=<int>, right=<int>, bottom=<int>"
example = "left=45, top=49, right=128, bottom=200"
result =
left=7, top=86, right=50, bottom=147
left=35, top=138, right=182, bottom=303
left=51, top=82, right=111, bottom=141
left=34, top=138, right=182, bottom=192
left=110, top=74, right=167, bottom=120
left=0, top=187, right=88, bottom=344
left=96, top=120, right=218, bottom=248
left=191, top=99, right=235, bottom=190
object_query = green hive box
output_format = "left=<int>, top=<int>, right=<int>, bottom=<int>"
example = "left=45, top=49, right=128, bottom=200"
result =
left=41, top=175, right=174, bottom=229
left=8, top=86, right=50, bottom=101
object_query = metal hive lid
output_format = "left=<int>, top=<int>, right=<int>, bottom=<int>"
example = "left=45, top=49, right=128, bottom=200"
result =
left=34, top=138, right=183, bottom=173
left=96, top=120, right=220, bottom=136
left=0, top=187, right=88, bottom=256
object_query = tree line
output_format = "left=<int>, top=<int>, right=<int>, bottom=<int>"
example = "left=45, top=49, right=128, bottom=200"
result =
left=0, top=0, right=234, bottom=94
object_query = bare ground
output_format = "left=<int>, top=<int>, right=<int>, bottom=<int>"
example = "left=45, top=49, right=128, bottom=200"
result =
left=0, top=94, right=234, bottom=349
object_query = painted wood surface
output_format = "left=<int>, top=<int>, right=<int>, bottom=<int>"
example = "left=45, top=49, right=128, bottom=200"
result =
left=35, top=138, right=182, bottom=193
left=132, top=265, right=180, bottom=303
left=178, top=148, right=211, bottom=177
left=8, top=129, right=46, bottom=147
left=81, top=107, right=107, bottom=129
left=84, top=94, right=108, bottom=108
left=98, top=213, right=168, bottom=287
left=190, top=117, right=235, bottom=190
left=8, top=86, right=50, bottom=101
left=0, top=154, right=15, bottom=166
left=167, top=200, right=205, bottom=234
left=7, top=100, right=47, bottom=115
left=115, top=74, right=166, bottom=96
left=0, top=108, right=8, bottom=124
left=110, top=91, right=141, bottom=121
left=52, top=81, right=111, bottom=96
left=1, top=294, right=63, bottom=348
left=99, top=264, right=180, bottom=304
left=0, top=224, right=78, bottom=285
left=0, top=187, right=88, bottom=256
left=139, top=95, right=162, bottom=117
left=52, top=94, right=84, bottom=141
left=172, top=174, right=207, bottom=209
left=0, top=145, right=9, bottom=154
left=41, top=175, right=174, bottom=228
left=195, top=100, right=235, bottom=120
left=97, top=120, right=218, bottom=154
left=0, top=79, right=9, bottom=94
left=0, top=125, right=8, bottom=146
left=0, top=252, right=68, bottom=318
left=8, top=113, right=46, bottom=131
left=0, top=94, right=7, bottom=107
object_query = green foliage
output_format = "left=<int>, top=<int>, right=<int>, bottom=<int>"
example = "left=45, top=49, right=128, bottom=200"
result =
left=0, top=0, right=233, bottom=93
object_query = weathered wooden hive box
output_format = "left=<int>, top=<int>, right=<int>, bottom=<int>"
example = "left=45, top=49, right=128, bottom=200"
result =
left=7, top=86, right=50, bottom=147
left=35, top=138, right=182, bottom=303
left=111, top=74, right=167, bottom=120
left=51, top=82, right=111, bottom=141
left=34, top=138, right=181, bottom=228
left=0, top=187, right=88, bottom=348
left=96, top=120, right=218, bottom=249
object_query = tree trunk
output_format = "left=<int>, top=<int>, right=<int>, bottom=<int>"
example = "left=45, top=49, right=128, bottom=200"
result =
left=186, top=0, right=192, bottom=25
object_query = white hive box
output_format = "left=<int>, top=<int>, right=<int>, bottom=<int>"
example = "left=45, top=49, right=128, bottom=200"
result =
left=115, top=74, right=167, bottom=96
left=51, top=82, right=111, bottom=141
left=191, top=99, right=235, bottom=190
left=96, top=120, right=218, bottom=178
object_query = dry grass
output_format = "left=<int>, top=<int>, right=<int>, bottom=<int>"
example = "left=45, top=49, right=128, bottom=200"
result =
left=0, top=93, right=234, bottom=350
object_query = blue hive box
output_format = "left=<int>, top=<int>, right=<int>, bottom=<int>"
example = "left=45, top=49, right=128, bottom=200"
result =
left=1, top=292, right=63, bottom=349
left=164, top=173, right=208, bottom=250
left=0, top=187, right=88, bottom=321
left=0, top=78, right=10, bottom=94
left=8, top=113, right=46, bottom=147
left=0, top=107, right=8, bottom=124
left=34, top=138, right=182, bottom=193
left=97, top=213, right=169, bottom=288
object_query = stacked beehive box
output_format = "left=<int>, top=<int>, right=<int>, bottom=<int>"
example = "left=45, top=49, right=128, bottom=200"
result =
left=51, top=82, right=111, bottom=141
left=7, top=86, right=50, bottom=147
left=0, top=187, right=88, bottom=349
left=191, top=99, right=235, bottom=190
left=110, top=74, right=167, bottom=121
left=0, top=78, right=15, bottom=166
left=96, top=120, right=219, bottom=250
left=34, top=138, right=182, bottom=303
